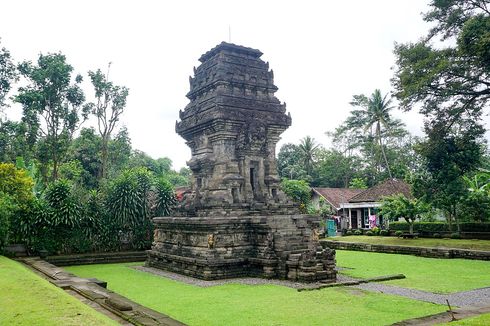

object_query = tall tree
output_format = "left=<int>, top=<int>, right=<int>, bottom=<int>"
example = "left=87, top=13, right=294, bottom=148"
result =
left=392, top=0, right=489, bottom=230
left=348, top=89, right=399, bottom=179
left=277, top=143, right=308, bottom=180
left=88, top=67, right=129, bottom=179
left=0, top=39, right=17, bottom=112
left=298, top=136, right=320, bottom=178
left=15, top=53, right=89, bottom=181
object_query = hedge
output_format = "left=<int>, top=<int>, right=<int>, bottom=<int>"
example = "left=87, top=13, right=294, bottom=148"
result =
left=389, top=222, right=490, bottom=233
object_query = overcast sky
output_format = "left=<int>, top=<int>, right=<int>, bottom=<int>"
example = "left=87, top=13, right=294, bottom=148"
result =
left=1, top=0, right=444, bottom=169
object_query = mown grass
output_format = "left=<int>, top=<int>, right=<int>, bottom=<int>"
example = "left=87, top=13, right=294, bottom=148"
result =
left=336, top=250, right=490, bottom=294
left=66, top=262, right=445, bottom=326
left=449, top=312, right=490, bottom=325
left=327, top=236, right=490, bottom=251
left=0, top=256, right=116, bottom=326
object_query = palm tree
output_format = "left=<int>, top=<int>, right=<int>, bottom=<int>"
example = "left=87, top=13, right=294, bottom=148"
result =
left=298, top=136, right=319, bottom=178
left=349, top=89, right=395, bottom=179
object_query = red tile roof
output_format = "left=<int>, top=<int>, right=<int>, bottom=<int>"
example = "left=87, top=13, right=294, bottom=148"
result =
left=312, top=187, right=364, bottom=209
left=348, top=179, right=411, bottom=203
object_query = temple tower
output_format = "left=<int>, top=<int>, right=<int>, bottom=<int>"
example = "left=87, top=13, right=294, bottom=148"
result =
left=147, top=43, right=336, bottom=282
left=175, top=42, right=295, bottom=216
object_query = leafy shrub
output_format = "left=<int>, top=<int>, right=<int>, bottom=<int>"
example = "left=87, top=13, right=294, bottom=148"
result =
left=154, top=177, right=176, bottom=216
left=366, top=231, right=374, bottom=236
left=346, top=230, right=353, bottom=236
left=371, top=226, right=380, bottom=235
left=0, top=163, right=34, bottom=205
left=107, top=169, right=146, bottom=227
left=280, top=179, right=311, bottom=208
left=380, top=229, right=389, bottom=236
left=433, top=233, right=441, bottom=238
left=354, top=230, right=362, bottom=235
left=395, top=230, right=403, bottom=237
left=0, top=194, right=14, bottom=251
left=45, top=180, right=80, bottom=228
left=341, top=228, right=348, bottom=236
left=451, top=233, right=461, bottom=239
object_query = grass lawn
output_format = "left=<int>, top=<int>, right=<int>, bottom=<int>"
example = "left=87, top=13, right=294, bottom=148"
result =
left=336, top=250, right=490, bottom=294
left=449, top=313, right=490, bottom=325
left=66, top=262, right=445, bottom=326
left=0, top=256, right=116, bottom=326
left=327, top=236, right=490, bottom=251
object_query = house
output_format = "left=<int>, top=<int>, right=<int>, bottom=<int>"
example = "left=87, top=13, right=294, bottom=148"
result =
left=312, top=179, right=411, bottom=230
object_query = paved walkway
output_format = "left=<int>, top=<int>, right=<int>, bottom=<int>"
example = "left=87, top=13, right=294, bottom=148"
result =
left=354, top=282, right=490, bottom=307
left=336, top=270, right=490, bottom=307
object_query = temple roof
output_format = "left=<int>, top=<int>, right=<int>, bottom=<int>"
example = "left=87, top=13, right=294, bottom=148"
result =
left=199, top=42, right=263, bottom=62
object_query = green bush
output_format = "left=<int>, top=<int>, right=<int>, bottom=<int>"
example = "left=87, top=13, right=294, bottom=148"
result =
left=380, top=230, right=389, bottom=236
left=371, top=226, right=380, bottom=235
left=433, top=233, right=441, bottom=238
left=389, top=222, right=490, bottom=233
left=0, top=194, right=14, bottom=251
left=341, top=228, right=348, bottom=236
left=346, top=230, right=353, bottom=236
left=395, top=230, right=403, bottom=237
left=354, top=230, right=362, bottom=235
left=366, top=231, right=374, bottom=236
left=451, top=233, right=461, bottom=239
left=280, top=179, right=311, bottom=211
left=153, top=177, right=176, bottom=216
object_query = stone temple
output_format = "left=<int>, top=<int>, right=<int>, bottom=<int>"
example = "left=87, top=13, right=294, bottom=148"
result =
left=146, top=42, right=336, bottom=282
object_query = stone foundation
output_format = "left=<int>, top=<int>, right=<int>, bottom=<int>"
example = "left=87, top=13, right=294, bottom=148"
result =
left=147, top=215, right=336, bottom=282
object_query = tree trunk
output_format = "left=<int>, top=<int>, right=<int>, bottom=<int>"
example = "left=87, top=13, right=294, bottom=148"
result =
left=377, top=123, right=393, bottom=179
left=52, top=141, right=59, bottom=181
left=406, top=218, right=413, bottom=234
left=453, top=205, right=461, bottom=233
left=446, top=210, right=453, bottom=232
left=100, top=137, right=109, bottom=179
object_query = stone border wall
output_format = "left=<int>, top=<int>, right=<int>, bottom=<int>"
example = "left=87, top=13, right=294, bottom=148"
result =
left=46, top=251, right=147, bottom=266
left=21, top=258, right=184, bottom=326
left=321, top=240, right=490, bottom=261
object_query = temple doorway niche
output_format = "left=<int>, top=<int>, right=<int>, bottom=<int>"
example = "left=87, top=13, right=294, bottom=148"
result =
left=250, top=161, right=259, bottom=199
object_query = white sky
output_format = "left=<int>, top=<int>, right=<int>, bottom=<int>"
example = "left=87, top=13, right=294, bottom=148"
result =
left=0, top=0, right=466, bottom=169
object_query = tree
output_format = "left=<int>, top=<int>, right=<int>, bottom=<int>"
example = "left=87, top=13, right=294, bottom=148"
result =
left=348, top=89, right=400, bottom=179
left=393, top=1, right=490, bottom=120
left=68, top=127, right=102, bottom=189
left=314, top=149, right=358, bottom=187
left=412, top=121, right=483, bottom=231
left=379, top=194, right=426, bottom=235
left=298, top=136, right=320, bottom=178
left=107, top=127, right=132, bottom=178
left=349, top=178, right=368, bottom=189
left=462, top=171, right=490, bottom=222
left=15, top=53, right=90, bottom=181
left=277, top=143, right=308, bottom=180
left=0, top=120, right=31, bottom=163
left=393, top=1, right=489, bottom=231
left=88, top=68, right=129, bottom=179
left=0, top=39, right=17, bottom=111
left=329, top=91, right=410, bottom=186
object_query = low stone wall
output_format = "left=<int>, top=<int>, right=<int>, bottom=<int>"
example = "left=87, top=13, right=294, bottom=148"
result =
left=21, top=258, right=184, bottom=326
left=46, top=251, right=147, bottom=266
left=321, top=240, right=490, bottom=261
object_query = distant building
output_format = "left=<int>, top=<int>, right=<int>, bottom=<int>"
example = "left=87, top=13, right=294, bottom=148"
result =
left=312, top=179, right=411, bottom=230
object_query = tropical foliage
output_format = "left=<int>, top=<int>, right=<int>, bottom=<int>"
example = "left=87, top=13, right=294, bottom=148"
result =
left=379, top=194, right=428, bottom=234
